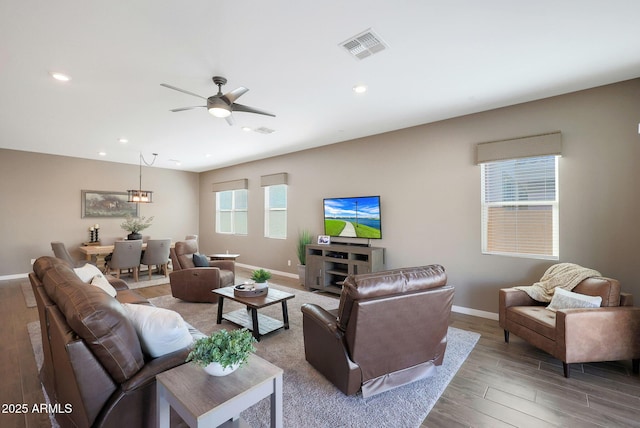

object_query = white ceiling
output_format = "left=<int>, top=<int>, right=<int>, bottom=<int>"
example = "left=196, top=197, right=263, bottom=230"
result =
left=2, top=1, right=639, bottom=172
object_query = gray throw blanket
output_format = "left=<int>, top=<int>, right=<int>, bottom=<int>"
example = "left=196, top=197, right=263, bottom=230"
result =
left=515, top=263, right=601, bottom=302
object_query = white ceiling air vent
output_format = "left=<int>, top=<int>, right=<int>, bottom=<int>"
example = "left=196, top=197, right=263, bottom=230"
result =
left=254, top=127, right=275, bottom=134
left=340, top=28, right=388, bottom=60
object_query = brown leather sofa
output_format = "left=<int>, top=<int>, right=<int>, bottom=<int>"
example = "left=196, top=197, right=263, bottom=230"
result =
left=301, top=265, right=454, bottom=397
left=169, top=239, right=235, bottom=302
left=499, top=277, right=640, bottom=377
left=29, top=256, right=195, bottom=428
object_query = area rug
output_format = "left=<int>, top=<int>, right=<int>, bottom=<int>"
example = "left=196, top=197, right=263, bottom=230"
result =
left=28, top=285, right=480, bottom=428
left=21, top=281, right=37, bottom=307
left=120, top=272, right=171, bottom=289
left=150, top=286, right=480, bottom=428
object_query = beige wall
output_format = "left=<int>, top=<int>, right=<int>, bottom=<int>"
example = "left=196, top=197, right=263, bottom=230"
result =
left=199, top=79, right=640, bottom=314
left=0, top=150, right=199, bottom=275
left=3, top=79, right=639, bottom=314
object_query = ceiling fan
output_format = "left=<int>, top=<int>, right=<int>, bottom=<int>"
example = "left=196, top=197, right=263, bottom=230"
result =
left=160, top=76, right=275, bottom=126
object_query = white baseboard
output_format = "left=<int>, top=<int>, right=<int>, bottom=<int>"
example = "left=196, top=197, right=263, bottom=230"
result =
left=452, top=304, right=498, bottom=320
left=237, top=263, right=499, bottom=320
left=0, top=273, right=29, bottom=281
left=235, top=263, right=298, bottom=280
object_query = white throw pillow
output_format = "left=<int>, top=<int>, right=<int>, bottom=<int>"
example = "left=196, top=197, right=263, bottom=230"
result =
left=121, top=303, right=194, bottom=358
left=74, top=263, right=103, bottom=283
left=546, top=287, right=602, bottom=312
left=90, top=274, right=117, bottom=297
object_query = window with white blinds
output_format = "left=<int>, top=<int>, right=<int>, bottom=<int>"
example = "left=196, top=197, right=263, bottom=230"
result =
left=215, top=189, right=248, bottom=235
left=264, top=184, right=287, bottom=239
left=481, top=155, right=559, bottom=259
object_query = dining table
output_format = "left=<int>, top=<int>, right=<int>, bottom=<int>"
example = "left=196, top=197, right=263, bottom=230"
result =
left=78, top=241, right=175, bottom=265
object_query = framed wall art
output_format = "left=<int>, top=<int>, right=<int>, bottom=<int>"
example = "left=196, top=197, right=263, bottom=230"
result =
left=81, top=190, right=139, bottom=218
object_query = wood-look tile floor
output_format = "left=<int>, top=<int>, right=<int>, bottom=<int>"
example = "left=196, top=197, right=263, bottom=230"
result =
left=2, top=270, right=639, bottom=427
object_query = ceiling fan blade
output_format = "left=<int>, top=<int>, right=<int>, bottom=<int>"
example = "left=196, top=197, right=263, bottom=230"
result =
left=170, top=106, right=206, bottom=112
left=231, top=103, right=276, bottom=117
left=160, top=83, right=207, bottom=100
left=225, top=115, right=235, bottom=126
left=221, top=87, right=249, bottom=104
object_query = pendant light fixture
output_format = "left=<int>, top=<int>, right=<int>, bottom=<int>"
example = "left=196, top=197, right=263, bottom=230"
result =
left=127, top=153, right=157, bottom=203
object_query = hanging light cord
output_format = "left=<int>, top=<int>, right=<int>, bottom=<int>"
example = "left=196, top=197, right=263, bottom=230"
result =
left=141, top=153, right=158, bottom=167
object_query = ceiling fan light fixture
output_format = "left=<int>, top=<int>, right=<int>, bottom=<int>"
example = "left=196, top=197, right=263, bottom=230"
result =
left=208, top=106, right=231, bottom=118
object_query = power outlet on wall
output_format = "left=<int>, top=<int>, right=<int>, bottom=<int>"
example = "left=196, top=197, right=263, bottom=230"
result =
left=30, top=258, right=36, bottom=265
left=287, top=260, right=291, bottom=266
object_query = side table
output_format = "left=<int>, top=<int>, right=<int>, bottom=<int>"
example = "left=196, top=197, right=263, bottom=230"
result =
left=157, top=354, right=283, bottom=428
left=209, top=253, right=240, bottom=261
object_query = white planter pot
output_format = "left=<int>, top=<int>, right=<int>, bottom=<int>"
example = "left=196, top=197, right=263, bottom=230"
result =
left=203, top=362, right=240, bottom=376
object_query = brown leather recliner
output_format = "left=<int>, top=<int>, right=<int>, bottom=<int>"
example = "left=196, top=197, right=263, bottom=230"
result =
left=29, top=256, right=195, bottom=428
left=499, top=277, right=640, bottom=377
left=301, top=265, right=454, bottom=397
left=169, top=239, right=235, bottom=302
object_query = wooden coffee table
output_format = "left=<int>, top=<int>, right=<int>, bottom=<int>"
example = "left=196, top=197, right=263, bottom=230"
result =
left=212, top=286, right=295, bottom=341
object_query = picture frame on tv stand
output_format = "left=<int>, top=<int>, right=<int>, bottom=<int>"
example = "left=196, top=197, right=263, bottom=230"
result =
left=318, top=235, right=331, bottom=245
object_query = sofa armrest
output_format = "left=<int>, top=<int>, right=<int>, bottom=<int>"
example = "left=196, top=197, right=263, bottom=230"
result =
left=301, top=303, right=341, bottom=337
left=499, top=287, right=543, bottom=328
left=108, top=275, right=129, bottom=291
left=120, top=348, right=190, bottom=392
left=170, top=267, right=221, bottom=283
left=620, top=292, right=634, bottom=307
left=209, top=260, right=235, bottom=274
left=556, top=306, right=640, bottom=363
left=301, top=303, right=361, bottom=395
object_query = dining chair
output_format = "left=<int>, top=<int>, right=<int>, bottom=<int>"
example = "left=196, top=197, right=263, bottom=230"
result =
left=106, top=240, right=143, bottom=282
left=51, top=241, right=89, bottom=267
left=141, top=239, right=171, bottom=279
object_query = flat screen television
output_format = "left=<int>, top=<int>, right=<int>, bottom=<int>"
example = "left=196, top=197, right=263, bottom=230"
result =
left=323, top=196, right=382, bottom=239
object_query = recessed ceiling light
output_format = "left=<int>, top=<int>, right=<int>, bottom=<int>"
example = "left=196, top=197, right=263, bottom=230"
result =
left=241, top=126, right=252, bottom=132
left=118, top=138, right=129, bottom=144
left=353, top=84, right=367, bottom=94
left=50, top=71, right=71, bottom=82
left=205, top=153, right=212, bottom=158
left=98, top=152, right=107, bottom=156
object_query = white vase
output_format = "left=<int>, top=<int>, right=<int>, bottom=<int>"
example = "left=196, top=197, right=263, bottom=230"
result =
left=203, top=362, right=240, bottom=376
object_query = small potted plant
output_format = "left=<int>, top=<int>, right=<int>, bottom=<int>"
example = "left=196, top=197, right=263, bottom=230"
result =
left=296, top=230, right=313, bottom=286
left=186, top=329, right=257, bottom=376
left=120, top=215, right=154, bottom=240
left=251, top=268, right=272, bottom=284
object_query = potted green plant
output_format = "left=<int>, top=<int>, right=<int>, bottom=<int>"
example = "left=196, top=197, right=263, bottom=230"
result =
left=186, top=329, right=257, bottom=376
left=251, top=268, right=272, bottom=284
left=296, top=230, right=313, bottom=286
left=120, top=215, right=154, bottom=240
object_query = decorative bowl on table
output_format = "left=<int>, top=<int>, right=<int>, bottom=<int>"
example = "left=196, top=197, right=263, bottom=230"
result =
left=234, top=281, right=268, bottom=297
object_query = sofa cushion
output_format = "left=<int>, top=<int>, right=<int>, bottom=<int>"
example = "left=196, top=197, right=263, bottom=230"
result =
left=547, top=287, right=602, bottom=312
left=74, top=263, right=103, bottom=282
left=91, top=273, right=117, bottom=297
left=42, top=262, right=145, bottom=383
left=175, top=240, right=198, bottom=269
left=573, top=277, right=620, bottom=307
left=507, top=306, right=557, bottom=340
left=122, top=303, right=194, bottom=358
left=193, top=253, right=209, bottom=267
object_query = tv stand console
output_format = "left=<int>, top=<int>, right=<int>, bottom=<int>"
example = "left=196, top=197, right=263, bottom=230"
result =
left=305, top=244, right=385, bottom=294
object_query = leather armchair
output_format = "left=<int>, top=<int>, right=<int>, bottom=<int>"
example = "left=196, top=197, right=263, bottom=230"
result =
left=301, top=265, right=454, bottom=397
left=499, top=277, right=640, bottom=377
left=169, top=239, right=235, bottom=302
